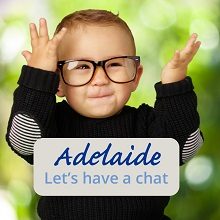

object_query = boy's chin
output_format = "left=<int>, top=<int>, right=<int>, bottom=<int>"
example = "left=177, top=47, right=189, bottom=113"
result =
left=68, top=100, right=124, bottom=119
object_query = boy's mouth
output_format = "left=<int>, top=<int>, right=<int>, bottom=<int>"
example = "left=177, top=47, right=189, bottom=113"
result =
left=88, top=90, right=114, bottom=99
left=88, top=94, right=113, bottom=99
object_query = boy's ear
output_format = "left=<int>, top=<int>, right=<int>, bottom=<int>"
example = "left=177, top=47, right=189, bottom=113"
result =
left=56, top=79, right=65, bottom=97
left=131, top=64, right=143, bottom=92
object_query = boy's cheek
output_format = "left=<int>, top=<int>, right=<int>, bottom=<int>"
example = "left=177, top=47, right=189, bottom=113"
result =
left=65, top=88, right=86, bottom=104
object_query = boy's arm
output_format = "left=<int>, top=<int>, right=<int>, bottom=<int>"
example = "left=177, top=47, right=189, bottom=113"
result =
left=6, top=66, right=59, bottom=164
left=146, top=33, right=203, bottom=165
left=147, top=77, right=204, bottom=165
left=5, top=19, right=66, bottom=164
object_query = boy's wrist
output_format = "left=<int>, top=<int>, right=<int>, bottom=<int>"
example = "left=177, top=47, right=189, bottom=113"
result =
left=18, top=65, right=59, bottom=94
left=155, top=76, right=194, bottom=98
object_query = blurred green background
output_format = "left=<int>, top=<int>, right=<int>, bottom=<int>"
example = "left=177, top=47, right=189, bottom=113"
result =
left=0, top=0, right=219, bottom=219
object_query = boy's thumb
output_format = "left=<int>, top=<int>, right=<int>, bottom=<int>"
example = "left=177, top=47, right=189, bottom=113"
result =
left=21, top=50, right=32, bottom=63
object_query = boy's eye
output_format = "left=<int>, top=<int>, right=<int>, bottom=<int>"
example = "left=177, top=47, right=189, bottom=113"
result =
left=76, top=64, right=91, bottom=70
left=108, top=62, right=123, bottom=67
left=67, top=62, right=92, bottom=71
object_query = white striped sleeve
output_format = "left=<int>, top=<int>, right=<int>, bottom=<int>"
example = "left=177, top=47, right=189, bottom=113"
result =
left=8, top=113, right=41, bottom=155
left=182, top=128, right=203, bottom=163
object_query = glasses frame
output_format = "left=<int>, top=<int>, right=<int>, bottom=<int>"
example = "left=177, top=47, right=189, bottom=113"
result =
left=57, top=56, right=140, bottom=87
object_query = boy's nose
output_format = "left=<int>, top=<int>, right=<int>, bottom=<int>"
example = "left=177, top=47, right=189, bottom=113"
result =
left=90, top=66, right=110, bottom=86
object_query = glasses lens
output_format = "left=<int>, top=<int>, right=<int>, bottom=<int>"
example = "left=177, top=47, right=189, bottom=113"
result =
left=105, top=57, right=137, bottom=83
left=63, top=61, right=94, bottom=86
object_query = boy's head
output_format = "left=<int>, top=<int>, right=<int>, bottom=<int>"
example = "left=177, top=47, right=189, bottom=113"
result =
left=56, top=9, right=143, bottom=118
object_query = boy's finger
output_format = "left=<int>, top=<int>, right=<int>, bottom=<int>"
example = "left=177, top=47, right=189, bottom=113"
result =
left=173, top=50, right=180, bottom=61
left=30, top=23, right=39, bottom=44
left=182, top=41, right=201, bottom=64
left=39, top=18, right=49, bottom=40
left=187, top=41, right=201, bottom=62
left=170, top=50, right=180, bottom=68
left=47, top=28, right=67, bottom=57
left=51, top=27, right=67, bottom=47
left=186, top=33, right=198, bottom=47
left=192, top=41, right=201, bottom=54
left=22, top=50, right=32, bottom=63
left=182, top=33, right=198, bottom=55
left=181, top=34, right=200, bottom=61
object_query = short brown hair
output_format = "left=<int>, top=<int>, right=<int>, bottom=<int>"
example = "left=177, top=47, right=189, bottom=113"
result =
left=55, top=9, right=136, bottom=54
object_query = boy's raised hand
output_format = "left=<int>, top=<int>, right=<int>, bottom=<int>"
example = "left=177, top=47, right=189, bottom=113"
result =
left=161, top=33, right=201, bottom=84
left=22, top=18, right=67, bottom=72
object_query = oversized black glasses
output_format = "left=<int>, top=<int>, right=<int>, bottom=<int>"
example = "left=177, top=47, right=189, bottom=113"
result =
left=57, top=56, right=140, bottom=87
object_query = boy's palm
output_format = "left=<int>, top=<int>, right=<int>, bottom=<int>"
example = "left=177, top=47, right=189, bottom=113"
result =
left=161, top=33, right=201, bottom=84
left=22, top=18, right=67, bottom=72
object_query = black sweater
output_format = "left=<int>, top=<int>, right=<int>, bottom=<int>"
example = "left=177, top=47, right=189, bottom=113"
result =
left=6, top=65, right=203, bottom=220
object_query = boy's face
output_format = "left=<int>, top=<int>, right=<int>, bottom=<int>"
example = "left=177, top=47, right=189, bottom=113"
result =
left=57, top=24, right=143, bottom=118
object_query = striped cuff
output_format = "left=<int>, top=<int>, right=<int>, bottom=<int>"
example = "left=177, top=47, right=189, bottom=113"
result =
left=9, top=113, right=41, bottom=155
left=182, top=128, right=204, bottom=163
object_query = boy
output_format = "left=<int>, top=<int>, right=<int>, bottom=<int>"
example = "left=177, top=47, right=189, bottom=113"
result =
left=6, top=9, right=203, bottom=220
